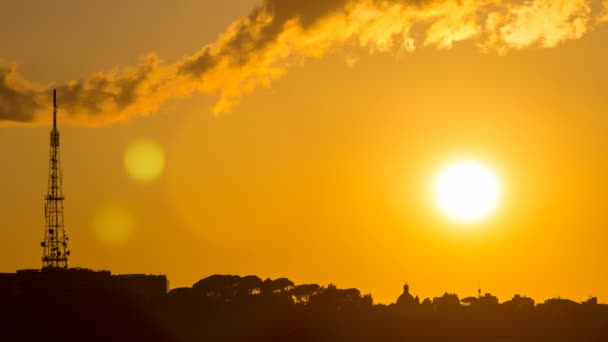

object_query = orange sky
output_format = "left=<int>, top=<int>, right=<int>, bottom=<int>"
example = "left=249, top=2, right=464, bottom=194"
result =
left=1, top=0, right=608, bottom=304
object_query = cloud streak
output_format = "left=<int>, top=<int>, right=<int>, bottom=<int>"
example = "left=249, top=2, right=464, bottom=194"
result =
left=601, top=0, right=608, bottom=21
left=1, top=0, right=607, bottom=125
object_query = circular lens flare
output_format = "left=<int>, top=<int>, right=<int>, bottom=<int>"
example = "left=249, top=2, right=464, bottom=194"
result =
left=92, top=203, right=135, bottom=245
left=124, top=139, right=165, bottom=182
left=434, top=160, right=501, bottom=223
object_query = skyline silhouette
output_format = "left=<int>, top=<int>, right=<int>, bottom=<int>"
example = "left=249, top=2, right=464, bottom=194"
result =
left=2, top=271, right=608, bottom=341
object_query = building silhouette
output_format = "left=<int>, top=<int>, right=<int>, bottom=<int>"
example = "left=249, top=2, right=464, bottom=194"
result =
left=0, top=90, right=168, bottom=340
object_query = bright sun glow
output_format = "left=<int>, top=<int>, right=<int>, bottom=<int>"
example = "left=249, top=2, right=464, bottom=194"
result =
left=434, top=160, right=501, bottom=223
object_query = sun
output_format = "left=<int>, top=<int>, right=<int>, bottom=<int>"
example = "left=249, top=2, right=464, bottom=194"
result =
left=434, top=160, right=501, bottom=223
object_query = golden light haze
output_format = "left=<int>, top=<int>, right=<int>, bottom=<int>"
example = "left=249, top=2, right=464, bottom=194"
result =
left=1, top=0, right=608, bottom=304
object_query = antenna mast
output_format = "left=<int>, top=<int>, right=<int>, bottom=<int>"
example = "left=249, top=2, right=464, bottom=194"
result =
left=53, top=89, right=57, bottom=129
left=41, top=89, right=70, bottom=269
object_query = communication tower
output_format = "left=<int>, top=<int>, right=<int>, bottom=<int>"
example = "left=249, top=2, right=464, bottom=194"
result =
left=40, top=89, right=70, bottom=269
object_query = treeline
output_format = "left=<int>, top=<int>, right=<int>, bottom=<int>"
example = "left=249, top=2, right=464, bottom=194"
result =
left=2, top=274, right=608, bottom=341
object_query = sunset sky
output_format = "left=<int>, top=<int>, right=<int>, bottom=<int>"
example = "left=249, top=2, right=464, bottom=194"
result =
left=1, top=0, right=608, bottom=304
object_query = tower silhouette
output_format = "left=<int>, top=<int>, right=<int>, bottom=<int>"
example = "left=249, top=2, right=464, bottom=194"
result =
left=40, top=89, right=70, bottom=269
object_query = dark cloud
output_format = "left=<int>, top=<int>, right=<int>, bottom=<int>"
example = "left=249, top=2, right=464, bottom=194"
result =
left=180, top=0, right=353, bottom=77
left=56, top=57, right=158, bottom=118
left=180, top=48, right=215, bottom=77
left=0, top=66, right=41, bottom=122
left=264, top=0, right=351, bottom=27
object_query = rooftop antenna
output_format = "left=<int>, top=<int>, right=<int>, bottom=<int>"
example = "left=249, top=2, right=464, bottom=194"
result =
left=40, top=88, right=70, bottom=269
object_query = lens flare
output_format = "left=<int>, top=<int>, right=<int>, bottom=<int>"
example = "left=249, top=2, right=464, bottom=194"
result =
left=124, top=139, right=165, bottom=182
left=92, top=203, right=135, bottom=245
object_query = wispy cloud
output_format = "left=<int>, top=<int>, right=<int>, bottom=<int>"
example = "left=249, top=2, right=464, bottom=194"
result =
left=1, top=0, right=606, bottom=125
left=499, top=0, right=591, bottom=49
left=0, top=63, right=44, bottom=122
left=601, top=0, right=608, bottom=21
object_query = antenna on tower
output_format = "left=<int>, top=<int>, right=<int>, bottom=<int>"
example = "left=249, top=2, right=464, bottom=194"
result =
left=53, top=88, right=57, bottom=129
left=41, top=88, right=69, bottom=269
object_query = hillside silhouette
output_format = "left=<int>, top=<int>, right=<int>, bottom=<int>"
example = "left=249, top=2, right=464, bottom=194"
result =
left=1, top=270, right=607, bottom=341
